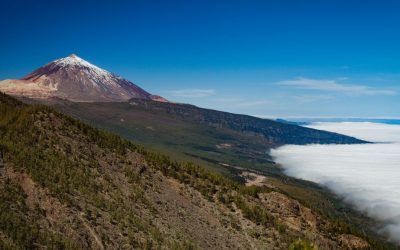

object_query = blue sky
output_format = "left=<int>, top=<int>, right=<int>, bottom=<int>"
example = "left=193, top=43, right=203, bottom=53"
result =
left=1, top=0, right=399, bottom=118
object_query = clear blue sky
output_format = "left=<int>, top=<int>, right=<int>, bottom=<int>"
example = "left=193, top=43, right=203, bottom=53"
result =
left=1, top=0, right=399, bottom=118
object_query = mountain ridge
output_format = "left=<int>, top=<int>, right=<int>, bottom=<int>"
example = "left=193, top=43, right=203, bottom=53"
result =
left=123, top=98, right=367, bottom=145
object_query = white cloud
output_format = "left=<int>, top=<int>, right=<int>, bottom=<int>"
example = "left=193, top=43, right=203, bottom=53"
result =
left=276, top=77, right=397, bottom=96
left=234, top=100, right=270, bottom=107
left=167, top=89, right=216, bottom=98
left=293, top=94, right=334, bottom=103
left=213, top=97, right=271, bottom=107
left=308, top=122, right=400, bottom=142
left=214, top=97, right=245, bottom=103
left=271, top=122, right=400, bottom=244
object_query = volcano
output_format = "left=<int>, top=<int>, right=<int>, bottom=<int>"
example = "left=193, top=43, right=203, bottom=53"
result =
left=0, top=54, right=167, bottom=102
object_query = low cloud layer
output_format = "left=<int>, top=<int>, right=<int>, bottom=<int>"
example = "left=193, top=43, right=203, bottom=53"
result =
left=271, top=122, right=400, bottom=244
left=308, top=122, right=400, bottom=142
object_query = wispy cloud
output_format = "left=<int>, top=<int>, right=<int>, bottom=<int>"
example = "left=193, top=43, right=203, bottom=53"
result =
left=167, top=89, right=216, bottom=98
left=293, top=94, right=334, bottom=103
left=214, top=97, right=270, bottom=107
left=276, top=77, right=396, bottom=96
left=235, top=100, right=270, bottom=107
left=214, top=97, right=245, bottom=103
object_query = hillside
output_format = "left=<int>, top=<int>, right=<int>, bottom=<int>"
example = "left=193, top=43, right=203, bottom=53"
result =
left=0, top=93, right=394, bottom=249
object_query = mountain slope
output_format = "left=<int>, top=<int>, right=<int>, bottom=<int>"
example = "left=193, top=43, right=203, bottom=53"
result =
left=120, top=99, right=365, bottom=145
left=0, top=93, right=392, bottom=249
left=0, top=54, right=167, bottom=102
left=50, top=98, right=367, bottom=178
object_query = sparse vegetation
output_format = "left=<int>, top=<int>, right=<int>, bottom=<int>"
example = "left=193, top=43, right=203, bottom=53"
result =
left=288, top=239, right=317, bottom=250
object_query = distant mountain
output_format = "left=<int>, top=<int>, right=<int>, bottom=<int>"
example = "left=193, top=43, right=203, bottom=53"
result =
left=0, top=54, right=167, bottom=102
left=81, top=98, right=368, bottom=145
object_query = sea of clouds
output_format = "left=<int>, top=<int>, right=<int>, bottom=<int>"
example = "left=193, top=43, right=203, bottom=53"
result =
left=271, top=122, right=400, bottom=243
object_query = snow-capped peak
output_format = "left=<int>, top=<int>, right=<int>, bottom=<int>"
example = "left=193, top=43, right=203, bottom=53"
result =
left=50, top=54, right=116, bottom=84
left=53, top=54, right=107, bottom=72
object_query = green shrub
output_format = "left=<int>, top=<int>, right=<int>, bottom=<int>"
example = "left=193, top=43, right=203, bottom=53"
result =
left=288, top=239, right=317, bottom=250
